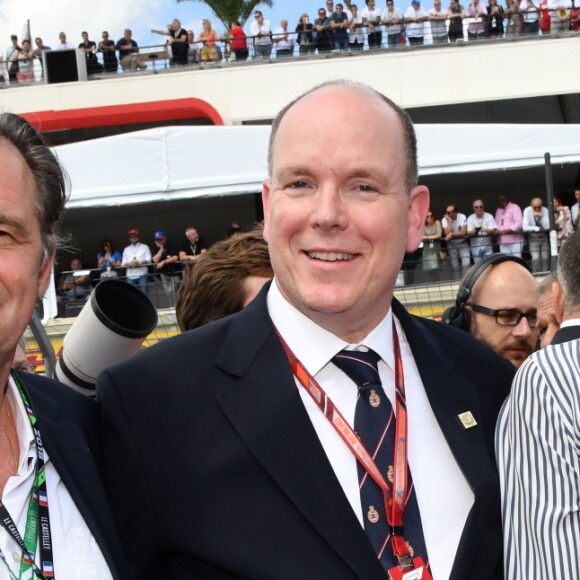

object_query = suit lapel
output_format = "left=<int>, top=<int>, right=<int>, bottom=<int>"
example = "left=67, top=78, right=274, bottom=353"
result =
left=551, top=324, right=580, bottom=345
left=393, top=300, right=500, bottom=577
left=25, top=378, right=131, bottom=580
left=215, top=294, right=385, bottom=580
left=393, top=300, right=495, bottom=490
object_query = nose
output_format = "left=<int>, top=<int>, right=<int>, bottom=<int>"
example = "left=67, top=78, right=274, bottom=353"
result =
left=512, top=316, right=533, bottom=339
left=310, top=186, right=349, bottom=232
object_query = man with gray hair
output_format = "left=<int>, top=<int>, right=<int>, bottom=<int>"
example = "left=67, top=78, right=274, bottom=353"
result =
left=535, top=272, right=562, bottom=348
left=116, top=28, right=147, bottom=71
left=0, top=113, right=129, bottom=578
left=466, top=199, right=497, bottom=264
left=497, top=230, right=580, bottom=579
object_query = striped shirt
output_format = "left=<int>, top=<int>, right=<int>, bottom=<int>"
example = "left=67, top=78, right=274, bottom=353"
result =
left=496, top=337, right=580, bottom=579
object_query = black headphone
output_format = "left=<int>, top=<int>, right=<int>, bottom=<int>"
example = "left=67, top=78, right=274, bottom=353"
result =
left=442, top=253, right=532, bottom=331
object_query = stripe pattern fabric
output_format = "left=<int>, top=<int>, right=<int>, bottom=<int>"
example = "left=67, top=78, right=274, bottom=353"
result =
left=496, top=338, right=580, bottom=579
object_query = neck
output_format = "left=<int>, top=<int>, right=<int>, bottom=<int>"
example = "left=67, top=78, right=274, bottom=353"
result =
left=306, top=301, right=391, bottom=344
left=563, top=309, right=580, bottom=322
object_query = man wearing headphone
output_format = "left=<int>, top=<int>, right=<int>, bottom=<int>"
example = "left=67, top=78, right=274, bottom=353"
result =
left=443, top=254, right=538, bottom=368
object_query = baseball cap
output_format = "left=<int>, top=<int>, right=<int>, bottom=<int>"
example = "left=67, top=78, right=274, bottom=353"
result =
left=154, top=230, right=166, bottom=240
left=128, top=228, right=140, bottom=236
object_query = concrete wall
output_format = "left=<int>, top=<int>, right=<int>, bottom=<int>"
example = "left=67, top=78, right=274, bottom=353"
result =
left=2, top=35, right=580, bottom=125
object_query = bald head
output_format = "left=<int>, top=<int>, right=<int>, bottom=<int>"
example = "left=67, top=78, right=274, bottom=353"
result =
left=468, top=260, right=537, bottom=368
left=267, top=81, right=418, bottom=193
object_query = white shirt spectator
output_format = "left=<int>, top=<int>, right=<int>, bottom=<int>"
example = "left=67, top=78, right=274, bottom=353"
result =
left=382, top=6, right=404, bottom=33
left=361, top=6, right=383, bottom=33
left=442, top=212, right=468, bottom=245
left=348, top=11, right=366, bottom=42
left=428, top=5, right=449, bottom=36
left=272, top=26, right=295, bottom=52
left=571, top=200, right=580, bottom=229
left=250, top=18, right=272, bottom=45
left=405, top=4, right=428, bottom=36
left=122, top=242, right=152, bottom=279
left=467, top=211, right=497, bottom=248
left=522, top=204, right=550, bottom=236
left=520, top=0, right=540, bottom=22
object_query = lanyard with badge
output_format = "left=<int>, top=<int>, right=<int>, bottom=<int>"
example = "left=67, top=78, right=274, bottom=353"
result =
left=277, top=320, right=432, bottom=580
left=0, top=371, right=54, bottom=580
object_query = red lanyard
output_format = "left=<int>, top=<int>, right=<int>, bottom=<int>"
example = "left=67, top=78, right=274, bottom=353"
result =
left=276, top=319, right=415, bottom=566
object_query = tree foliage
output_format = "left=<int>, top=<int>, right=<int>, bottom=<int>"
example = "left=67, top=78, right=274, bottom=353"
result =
left=177, top=0, right=274, bottom=30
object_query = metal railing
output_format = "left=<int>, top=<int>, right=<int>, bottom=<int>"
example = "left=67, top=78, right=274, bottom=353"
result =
left=0, top=11, right=577, bottom=86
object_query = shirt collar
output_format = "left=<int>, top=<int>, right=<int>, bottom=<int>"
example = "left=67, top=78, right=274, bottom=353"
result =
left=7, top=375, right=37, bottom=474
left=267, top=278, right=395, bottom=376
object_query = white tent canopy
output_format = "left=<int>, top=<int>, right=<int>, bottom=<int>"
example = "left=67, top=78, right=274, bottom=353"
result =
left=55, top=124, right=580, bottom=209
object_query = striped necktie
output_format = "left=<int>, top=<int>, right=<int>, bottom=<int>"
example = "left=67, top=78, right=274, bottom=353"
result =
left=332, top=348, right=428, bottom=572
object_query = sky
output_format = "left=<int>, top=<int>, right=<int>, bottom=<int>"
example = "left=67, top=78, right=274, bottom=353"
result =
left=0, top=0, right=335, bottom=51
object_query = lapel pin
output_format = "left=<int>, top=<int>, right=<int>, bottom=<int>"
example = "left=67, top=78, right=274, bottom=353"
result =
left=457, top=411, right=478, bottom=430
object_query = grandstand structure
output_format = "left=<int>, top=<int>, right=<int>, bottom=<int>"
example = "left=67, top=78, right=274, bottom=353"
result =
left=4, top=31, right=577, bottom=368
left=3, top=33, right=579, bottom=265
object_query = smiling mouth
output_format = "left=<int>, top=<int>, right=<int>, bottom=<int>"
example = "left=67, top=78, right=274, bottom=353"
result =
left=308, top=251, right=354, bottom=262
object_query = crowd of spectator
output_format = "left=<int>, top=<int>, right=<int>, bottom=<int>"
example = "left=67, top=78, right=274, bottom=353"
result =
left=55, top=224, right=216, bottom=315
left=54, top=186, right=579, bottom=318
left=2, top=0, right=580, bottom=83
left=408, top=188, right=580, bottom=282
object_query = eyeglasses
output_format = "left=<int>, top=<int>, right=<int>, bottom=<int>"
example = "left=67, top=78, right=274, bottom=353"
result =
left=466, top=303, right=537, bottom=328
left=446, top=209, right=456, bottom=214
left=532, top=205, right=541, bottom=210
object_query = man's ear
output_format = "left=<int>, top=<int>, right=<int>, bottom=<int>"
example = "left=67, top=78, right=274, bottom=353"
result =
left=552, top=280, right=564, bottom=324
left=406, top=185, right=430, bottom=252
left=262, top=179, right=272, bottom=244
left=37, top=246, right=55, bottom=299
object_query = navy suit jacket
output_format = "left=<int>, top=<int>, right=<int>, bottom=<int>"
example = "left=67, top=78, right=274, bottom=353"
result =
left=97, top=288, right=513, bottom=580
left=20, top=372, right=132, bottom=580
left=551, top=323, right=580, bottom=345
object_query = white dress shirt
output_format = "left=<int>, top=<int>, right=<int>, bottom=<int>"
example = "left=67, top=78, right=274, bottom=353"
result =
left=522, top=205, right=550, bottom=235
left=267, top=280, right=473, bottom=580
left=467, top=211, right=497, bottom=248
left=272, top=27, right=294, bottom=51
left=0, top=376, right=111, bottom=579
left=250, top=19, right=272, bottom=46
left=121, top=242, right=151, bottom=279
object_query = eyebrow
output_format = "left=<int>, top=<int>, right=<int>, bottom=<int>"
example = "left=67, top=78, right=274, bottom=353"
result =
left=0, top=214, right=31, bottom=238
